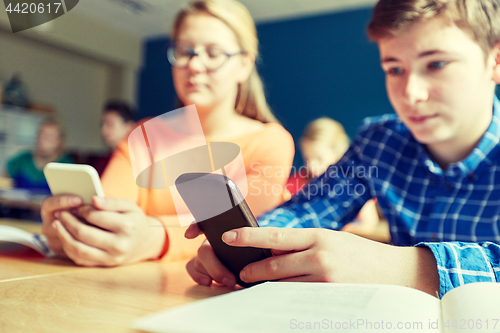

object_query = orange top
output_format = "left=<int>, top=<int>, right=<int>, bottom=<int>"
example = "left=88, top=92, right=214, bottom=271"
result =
left=101, top=122, right=295, bottom=262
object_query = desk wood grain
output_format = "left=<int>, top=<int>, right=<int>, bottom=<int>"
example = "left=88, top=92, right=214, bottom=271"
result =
left=0, top=219, right=83, bottom=282
left=0, top=219, right=233, bottom=332
left=0, top=260, right=232, bottom=333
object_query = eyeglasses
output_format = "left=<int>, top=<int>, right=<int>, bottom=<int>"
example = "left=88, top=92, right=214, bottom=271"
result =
left=166, top=44, right=246, bottom=71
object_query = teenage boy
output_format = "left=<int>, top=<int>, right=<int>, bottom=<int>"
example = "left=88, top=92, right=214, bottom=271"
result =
left=185, top=0, right=500, bottom=298
left=101, top=100, right=135, bottom=151
left=90, top=100, right=135, bottom=176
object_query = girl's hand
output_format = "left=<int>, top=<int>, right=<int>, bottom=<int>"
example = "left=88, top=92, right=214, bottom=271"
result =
left=50, top=196, right=166, bottom=266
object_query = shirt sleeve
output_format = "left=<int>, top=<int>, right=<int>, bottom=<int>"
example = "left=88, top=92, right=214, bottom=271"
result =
left=416, top=241, right=500, bottom=298
left=6, top=152, right=24, bottom=178
left=258, top=133, right=374, bottom=230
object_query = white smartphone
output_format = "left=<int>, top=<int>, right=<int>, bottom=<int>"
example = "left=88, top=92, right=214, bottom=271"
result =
left=43, top=163, right=104, bottom=204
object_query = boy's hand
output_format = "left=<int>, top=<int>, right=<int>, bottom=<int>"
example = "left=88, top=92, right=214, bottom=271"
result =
left=185, top=223, right=237, bottom=288
left=186, top=239, right=237, bottom=288
left=187, top=227, right=439, bottom=296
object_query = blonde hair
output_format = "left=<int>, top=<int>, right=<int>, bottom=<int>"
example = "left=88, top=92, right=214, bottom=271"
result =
left=172, top=0, right=278, bottom=123
left=301, top=117, right=350, bottom=156
left=367, top=0, right=500, bottom=57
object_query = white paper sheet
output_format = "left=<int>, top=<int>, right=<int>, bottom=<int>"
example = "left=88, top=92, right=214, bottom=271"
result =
left=134, top=282, right=440, bottom=333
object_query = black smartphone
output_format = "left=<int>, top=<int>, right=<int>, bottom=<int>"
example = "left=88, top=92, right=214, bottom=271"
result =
left=175, top=172, right=272, bottom=287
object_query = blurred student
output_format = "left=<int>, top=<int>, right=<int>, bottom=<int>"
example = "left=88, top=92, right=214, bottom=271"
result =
left=286, top=117, right=387, bottom=240
left=89, top=100, right=135, bottom=176
left=6, top=118, right=73, bottom=194
left=101, top=100, right=135, bottom=151
left=285, top=118, right=348, bottom=196
left=39, top=0, right=294, bottom=266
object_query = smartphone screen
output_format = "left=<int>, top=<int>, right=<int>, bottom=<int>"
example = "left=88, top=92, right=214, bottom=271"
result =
left=176, top=172, right=272, bottom=287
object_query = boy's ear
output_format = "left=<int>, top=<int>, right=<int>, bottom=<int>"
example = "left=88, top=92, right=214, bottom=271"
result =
left=492, top=43, right=500, bottom=84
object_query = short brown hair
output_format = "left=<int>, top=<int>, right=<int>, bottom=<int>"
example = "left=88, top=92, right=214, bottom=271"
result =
left=367, top=0, right=500, bottom=55
left=104, top=99, right=135, bottom=123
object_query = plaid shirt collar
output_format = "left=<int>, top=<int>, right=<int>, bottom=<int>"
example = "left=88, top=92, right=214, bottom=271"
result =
left=415, top=96, right=500, bottom=178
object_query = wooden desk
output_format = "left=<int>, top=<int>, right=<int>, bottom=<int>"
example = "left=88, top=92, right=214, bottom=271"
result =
left=0, top=220, right=80, bottom=281
left=0, top=219, right=232, bottom=333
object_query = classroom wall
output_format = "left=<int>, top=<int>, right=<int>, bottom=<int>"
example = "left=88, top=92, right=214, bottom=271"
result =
left=0, top=8, right=142, bottom=69
left=256, top=8, right=389, bottom=150
left=0, top=29, right=109, bottom=151
left=138, top=37, right=176, bottom=120
left=0, top=9, right=142, bottom=153
left=138, top=7, right=500, bottom=166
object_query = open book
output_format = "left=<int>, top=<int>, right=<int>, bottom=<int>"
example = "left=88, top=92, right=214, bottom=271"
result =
left=134, top=281, right=500, bottom=333
left=0, top=225, right=54, bottom=257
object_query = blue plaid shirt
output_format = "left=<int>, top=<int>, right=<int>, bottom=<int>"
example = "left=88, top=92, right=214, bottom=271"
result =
left=259, top=97, right=500, bottom=298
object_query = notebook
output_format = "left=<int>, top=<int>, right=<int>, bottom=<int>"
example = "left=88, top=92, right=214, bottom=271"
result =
left=134, top=281, right=500, bottom=333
